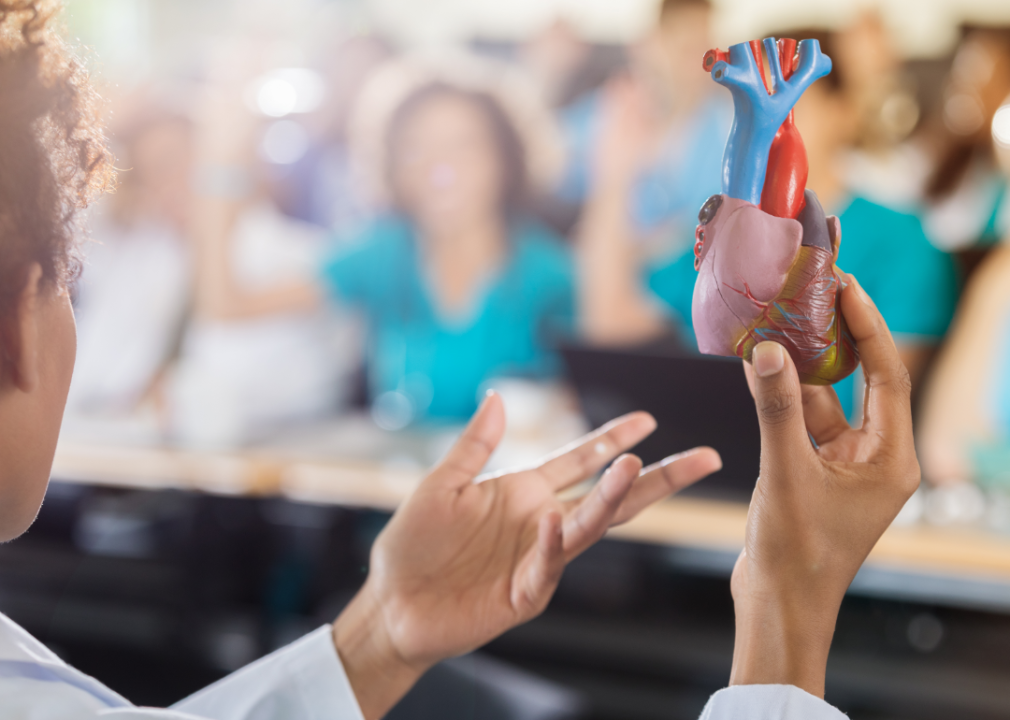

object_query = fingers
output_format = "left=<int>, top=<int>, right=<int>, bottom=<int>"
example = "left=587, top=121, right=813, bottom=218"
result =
left=801, top=385, right=850, bottom=446
left=747, top=356, right=850, bottom=448
left=512, top=511, right=565, bottom=618
left=537, top=412, right=656, bottom=491
left=562, top=454, right=641, bottom=560
left=610, top=447, right=723, bottom=525
left=431, top=392, right=506, bottom=491
left=840, top=276, right=914, bottom=450
left=748, top=341, right=818, bottom=468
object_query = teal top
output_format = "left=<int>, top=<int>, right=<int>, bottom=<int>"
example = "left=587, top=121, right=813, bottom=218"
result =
left=832, top=196, right=959, bottom=418
left=320, top=216, right=575, bottom=422
left=646, top=245, right=698, bottom=346
left=645, top=195, right=959, bottom=419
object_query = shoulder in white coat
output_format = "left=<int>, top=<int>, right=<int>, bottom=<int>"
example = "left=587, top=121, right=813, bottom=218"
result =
left=699, top=684, right=848, bottom=720
left=0, top=612, right=364, bottom=720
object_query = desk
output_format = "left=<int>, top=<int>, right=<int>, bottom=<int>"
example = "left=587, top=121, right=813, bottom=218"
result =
left=51, top=436, right=1010, bottom=613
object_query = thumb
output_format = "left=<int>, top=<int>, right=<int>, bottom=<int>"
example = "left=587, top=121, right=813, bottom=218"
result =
left=748, top=342, right=812, bottom=463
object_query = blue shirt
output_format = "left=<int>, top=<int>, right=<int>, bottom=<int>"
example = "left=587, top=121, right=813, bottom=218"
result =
left=321, top=216, right=575, bottom=421
left=646, top=243, right=699, bottom=345
left=556, top=90, right=731, bottom=234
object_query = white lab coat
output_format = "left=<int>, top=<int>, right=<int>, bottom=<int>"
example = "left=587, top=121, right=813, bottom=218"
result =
left=0, top=607, right=847, bottom=720
left=700, top=685, right=847, bottom=718
left=0, top=612, right=364, bottom=719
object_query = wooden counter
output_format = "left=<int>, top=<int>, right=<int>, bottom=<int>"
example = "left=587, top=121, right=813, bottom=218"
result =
left=52, top=439, right=1010, bottom=611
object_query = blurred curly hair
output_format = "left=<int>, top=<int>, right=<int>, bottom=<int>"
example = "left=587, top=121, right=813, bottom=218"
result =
left=0, top=0, right=113, bottom=311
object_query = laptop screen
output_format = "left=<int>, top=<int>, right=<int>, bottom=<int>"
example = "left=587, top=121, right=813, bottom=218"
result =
left=562, top=346, right=761, bottom=503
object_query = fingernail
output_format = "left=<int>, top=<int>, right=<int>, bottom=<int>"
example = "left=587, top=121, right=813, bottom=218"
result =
left=849, top=275, right=870, bottom=304
left=603, top=454, right=624, bottom=473
left=753, top=342, right=785, bottom=378
left=665, top=447, right=724, bottom=473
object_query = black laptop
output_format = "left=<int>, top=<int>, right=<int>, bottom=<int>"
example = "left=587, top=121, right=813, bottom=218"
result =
left=561, top=346, right=761, bottom=502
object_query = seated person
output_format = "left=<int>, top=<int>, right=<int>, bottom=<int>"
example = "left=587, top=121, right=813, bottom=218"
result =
left=67, top=108, right=193, bottom=416
left=177, top=187, right=361, bottom=445
left=278, top=34, right=392, bottom=236
left=558, top=0, right=730, bottom=241
left=199, top=65, right=575, bottom=425
left=0, top=8, right=729, bottom=717
left=576, top=75, right=701, bottom=347
left=570, top=0, right=730, bottom=347
left=919, top=104, right=1010, bottom=485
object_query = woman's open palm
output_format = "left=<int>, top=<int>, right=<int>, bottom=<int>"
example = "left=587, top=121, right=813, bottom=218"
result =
left=363, top=393, right=721, bottom=668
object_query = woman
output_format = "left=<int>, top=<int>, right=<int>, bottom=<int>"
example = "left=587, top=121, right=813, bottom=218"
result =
left=0, top=6, right=727, bottom=719
left=0, top=5, right=925, bottom=717
left=67, top=107, right=193, bottom=417
left=198, top=58, right=574, bottom=426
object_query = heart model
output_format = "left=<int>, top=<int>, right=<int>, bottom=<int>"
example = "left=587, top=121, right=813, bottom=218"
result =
left=691, top=37, right=859, bottom=385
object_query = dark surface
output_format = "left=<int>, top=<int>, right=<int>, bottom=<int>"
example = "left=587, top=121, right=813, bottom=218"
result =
left=562, top=346, right=762, bottom=502
left=5, top=483, right=1010, bottom=719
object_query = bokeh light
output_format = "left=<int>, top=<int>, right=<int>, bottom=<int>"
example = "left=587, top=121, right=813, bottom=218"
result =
left=993, top=104, right=1010, bottom=148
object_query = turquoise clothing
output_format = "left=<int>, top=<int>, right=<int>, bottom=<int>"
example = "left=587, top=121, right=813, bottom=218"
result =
left=832, top=196, right=958, bottom=418
left=646, top=246, right=698, bottom=346
left=836, top=196, right=958, bottom=337
left=320, top=216, right=575, bottom=421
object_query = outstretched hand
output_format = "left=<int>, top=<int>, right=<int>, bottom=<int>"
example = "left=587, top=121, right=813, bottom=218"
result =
left=731, top=275, right=921, bottom=697
left=333, top=394, right=721, bottom=719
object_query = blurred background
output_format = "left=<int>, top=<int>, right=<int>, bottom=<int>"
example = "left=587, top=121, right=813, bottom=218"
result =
left=9, top=0, right=1010, bottom=718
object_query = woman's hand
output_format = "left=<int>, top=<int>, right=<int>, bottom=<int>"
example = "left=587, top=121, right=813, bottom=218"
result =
left=333, top=393, right=722, bottom=719
left=730, top=277, right=921, bottom=697
left=577, top=75, right=669, bottom=346
left=592, top=75, right=658, bottom=191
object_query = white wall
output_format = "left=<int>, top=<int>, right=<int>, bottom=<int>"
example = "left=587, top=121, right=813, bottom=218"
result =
left=368, top=0, right=1010, bottom=57
left=64, top=0, right=1010, bottom=82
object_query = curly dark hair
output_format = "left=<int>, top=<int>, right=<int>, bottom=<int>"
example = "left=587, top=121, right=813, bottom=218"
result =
left=0, top=0, right=113, bottom=312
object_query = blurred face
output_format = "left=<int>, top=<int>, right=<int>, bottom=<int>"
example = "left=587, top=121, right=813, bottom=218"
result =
left=0, top=274, right=76, bottom=542
left=794, top=81, right=856, bottom=161
left=391, top=94, right=505, bottom=233
left=836, top=12, right=897, bottom=92
left=633, top=6, right=713, bottom=113
left=131, top=121, right=194, bottom=228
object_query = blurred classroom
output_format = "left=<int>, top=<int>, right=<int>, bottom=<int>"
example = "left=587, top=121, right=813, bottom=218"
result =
left=9, top=0, right=1010, bottom=717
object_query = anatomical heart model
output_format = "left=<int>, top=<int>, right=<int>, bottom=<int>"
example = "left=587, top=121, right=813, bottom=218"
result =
left=691, top=38, right=858, bottom=385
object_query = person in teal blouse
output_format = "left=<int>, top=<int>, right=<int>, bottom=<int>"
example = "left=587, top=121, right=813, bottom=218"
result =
left=830, top=197, right=958, bottom=417
left=321, top=214, right=573, bottom=421
left=198, top=76, right=575, bottom=425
